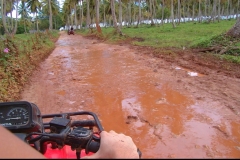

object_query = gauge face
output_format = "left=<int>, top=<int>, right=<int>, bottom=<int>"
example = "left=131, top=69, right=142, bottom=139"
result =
left=4, top=107, right=29, bottom=126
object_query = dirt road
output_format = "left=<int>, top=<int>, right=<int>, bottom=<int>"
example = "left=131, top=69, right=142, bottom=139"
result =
left=21, top=31, right=240, bottom=158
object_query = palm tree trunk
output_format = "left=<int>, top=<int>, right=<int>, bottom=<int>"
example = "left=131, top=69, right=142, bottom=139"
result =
left=211, top=0, right=217, bottom=22
left=74, top=3, right=77, bottom=29
left=48, top=0, right=53, bottom=30
left=95, top=0, right=102, bottom=34
left=36, top=12, right=39, bottom=31
left=150, top=0, right=154, bottom=26
left=177, top=0, right=181, bottom=24
left=81, top=0, right=84, bottom=29
left=13, top=0, right=19, bottom=35
left=171, top=0, right=176, bottom=28
left=198, top=0, right=202, bottom=23
left=136, top=0, right=141, bottom=27
left=86, top=0, right=90, bottom=28
left=110, top=0, right=122, bottom=35
left=1, top=0, right=9, bottom=34
left=182, top=0, right=186, bottom=23
left=128, top=1, right=131, bottom=26
left=192, top=2, right=195, bottom=22
left=161, top=0, right=165, bottom=26
left=24, top=19, right=27, bottom=33
left=103, top=1, right=106, bottom=27
left=119, top=0, right=123, bottom=28
left=205, top=0, right=207, bottom=17
left=217, top=0, right=221, bottom=22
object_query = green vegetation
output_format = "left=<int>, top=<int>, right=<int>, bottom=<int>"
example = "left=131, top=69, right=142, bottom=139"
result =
left=0, top=31, right=59, bottom=101
left=78, top=19, right=240, bottom=64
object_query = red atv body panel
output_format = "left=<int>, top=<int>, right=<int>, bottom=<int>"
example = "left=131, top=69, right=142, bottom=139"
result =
left=44, top=144, right=93, bottom=159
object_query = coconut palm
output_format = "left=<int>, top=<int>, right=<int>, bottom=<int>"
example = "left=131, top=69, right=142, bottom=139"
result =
left=19, top=0, right=30, bottom=33
left=0, top=0, right=20, bottom=35
left=110, top=0, right=122, bottom=35
left=95, top=0, right=102, bottom=33
left=1, top=0, right=9, bottom=34
left=42, top=0, right=59, bottom=31
left=62, top=0, right=72, bottom=29
left=26, top=0, right=42, bottom=32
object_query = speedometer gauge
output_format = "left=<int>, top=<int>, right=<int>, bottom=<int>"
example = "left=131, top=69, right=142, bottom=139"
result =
left=0, top=101, right=43, bottom=133
left=6, top=107, right=29, bottom=126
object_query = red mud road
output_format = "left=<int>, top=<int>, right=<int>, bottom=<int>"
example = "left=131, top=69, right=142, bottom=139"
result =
left=21, top=32, right=240, bottom=158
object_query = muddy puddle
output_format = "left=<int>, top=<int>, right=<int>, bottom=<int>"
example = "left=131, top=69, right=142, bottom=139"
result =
left=21, top=32, right=240, bottom=158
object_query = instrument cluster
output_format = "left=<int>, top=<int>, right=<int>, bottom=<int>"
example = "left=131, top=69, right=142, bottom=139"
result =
left=0, top=101, right=43, bottom=133
left=0, top=104, right=29, bottom=127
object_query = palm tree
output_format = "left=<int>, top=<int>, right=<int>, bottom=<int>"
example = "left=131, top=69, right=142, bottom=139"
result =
left=1, top=0, right=19, bottom=35
left=48, top=0, right=52, bottom=30
left=13, top=0, right=19, bottom=34
left=118, top=0, right=123, bottom=28
left=1, top=0, right=9, bottom=34
left=170, top=0, right=175, bottom=28
left=95, top=0, right=102, bottom=34
left=63, top=0, right=72, bottom=30
left=19, top=0, right=30, bottom=33
left=86, top=0, right=90, bottom=28
left=136, top=0, right=142, bottom=27
left=161, top=0, right=165, bottom=26
left=42, top=0, right=59, bottom=31
left=110, top=0, right=122, bottom=35
left=26, top=0, right=42, bottom=32
left=100, top=0, right=111, bottom=27
left=69, top=0, right=79, bottom=29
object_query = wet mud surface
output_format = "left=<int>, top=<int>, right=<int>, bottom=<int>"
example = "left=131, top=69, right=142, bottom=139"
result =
left=21, top=32, right=240, bottom=158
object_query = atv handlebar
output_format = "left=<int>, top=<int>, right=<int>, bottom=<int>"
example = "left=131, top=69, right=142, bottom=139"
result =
left=25, top=111, right=103, bottom=158
left=0, top=101, right=141, bottom=159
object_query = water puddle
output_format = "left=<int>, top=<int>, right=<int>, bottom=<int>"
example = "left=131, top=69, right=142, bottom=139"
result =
left=175, top=66, right=205, bottom=77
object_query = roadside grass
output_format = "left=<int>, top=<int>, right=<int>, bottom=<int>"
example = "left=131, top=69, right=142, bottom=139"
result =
left=77, top=19, right=240, bottom=64
left=0, top=31, right=59, bottom=102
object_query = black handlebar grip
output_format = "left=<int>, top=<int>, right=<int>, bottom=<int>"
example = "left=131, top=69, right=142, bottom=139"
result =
left=87, top=140, right=100, bottom=153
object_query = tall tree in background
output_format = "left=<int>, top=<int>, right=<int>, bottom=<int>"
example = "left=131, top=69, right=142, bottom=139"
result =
left=136, top=0, right=142, bottom=27
left=198, top=0, right=202, bottom=23
left=118, top=0, right=123, bottom=28
left=177, top=0, right=181, bottom=24
left=70, top=0, right=78, bottom=29
left=1, top=0, right=19, bottom=35
left=110, top=0, right=122, bottom=35
left=161, top=0, right=165, bottom=25
left=149, top=0, right=154, bottom=26
left=48, top=0, right=52, bottom=30
left=95, top=0, right=102, bottom=34
left=13, top=0, right=19, bottom=34
left=19, top=0, right=30, bottom=33
left=63, top=0, right=72, bottom=29
left=42, top=0, right=59, bottom=30
left=170, top=0, right=176, bottom=28
left=1, top=0, right=10, bottom=34
left=86, top=0, right=90, bottom=28
left=27, top=0, right=42, bottom=32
